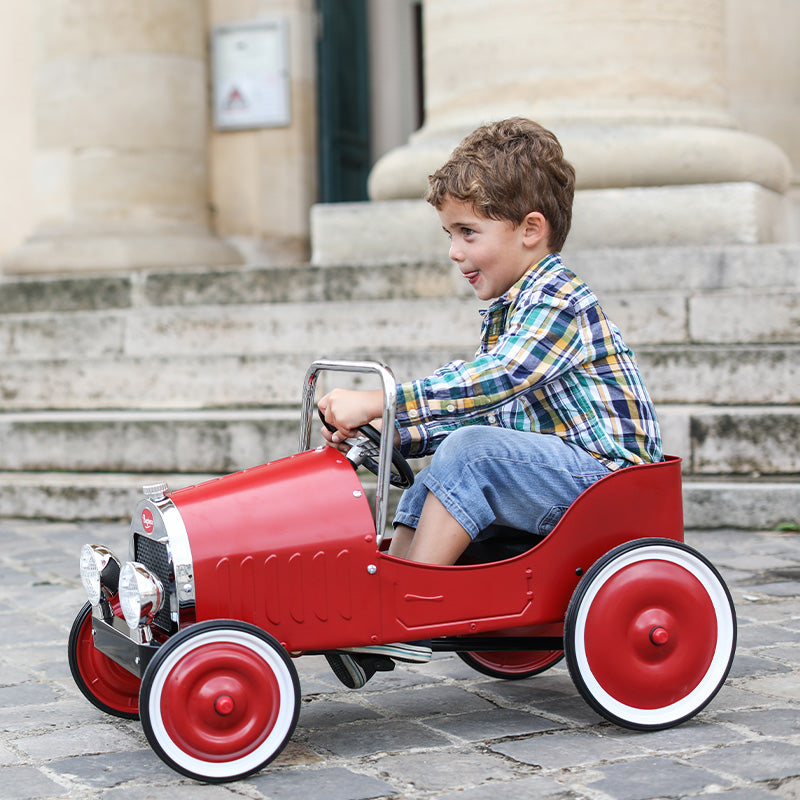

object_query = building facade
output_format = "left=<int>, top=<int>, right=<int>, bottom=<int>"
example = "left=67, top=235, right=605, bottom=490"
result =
left=0, top=0, right=798, bottom=274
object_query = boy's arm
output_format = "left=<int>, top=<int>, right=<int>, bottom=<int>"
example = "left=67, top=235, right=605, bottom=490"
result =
left=395, top=299, right=584, bottom=429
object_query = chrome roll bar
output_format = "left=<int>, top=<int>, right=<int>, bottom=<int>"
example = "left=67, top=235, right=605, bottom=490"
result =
left=299, top=360, right=398, bottom=542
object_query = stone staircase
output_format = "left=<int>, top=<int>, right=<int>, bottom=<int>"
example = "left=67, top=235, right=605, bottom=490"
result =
left=1, top=244, right=798, bottom=529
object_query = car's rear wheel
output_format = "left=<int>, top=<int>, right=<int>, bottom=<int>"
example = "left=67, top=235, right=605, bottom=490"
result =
left=140, top=620, right=300, bottom=783
left=457, top=649, right=563, bottom=679
left=67, top=602, right=141, bottom=719
left=565, top=538, right=736, bottom=730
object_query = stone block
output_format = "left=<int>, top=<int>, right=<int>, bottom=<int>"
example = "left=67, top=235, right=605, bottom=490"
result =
left=0, top=274, right=132, bottom=313
left=0, top=471, right=216, bottom=521
left=40, top=1, right=204, bottom=60
left=572, top=183, right=788, bottom=248
left=654, top=406, right=691, bottom=461
left=601, top=291, right=688, bottom=344
left=0, top=765, right=66, bottom=799
left=123, top=299, right=479, bottom=358
left=311, top=187, right=796, bottom=270
left=691, top=409, right=800, bottom=474
left=423, top=707, right=562, bottom=740
left=306, top=719, right=450, bottom=758
left=638, top=345, right=800, bottom=404
left=491, top=729, right=638, bottom=768
left=370, top=750, right=515, bottom=794
left=688, top=740, right=800, bottom=783
left=247, top=766, right=399, bottom=800
left=0, top=312, right=125, bottom=360
left=586, top=756, right=727, bottom=800
left=690, top=289, right=800, bottom=343
left=311, top=200, right=445, bottom=267
left=15, top=723, right=140, bottom=760
left=0, top=354, right=312, bottom=410
left=682, top=480, right=800, bottom=529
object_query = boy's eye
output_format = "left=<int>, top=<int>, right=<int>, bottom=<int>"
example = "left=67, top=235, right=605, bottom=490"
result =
left=461, top=227, right=475, bottom=236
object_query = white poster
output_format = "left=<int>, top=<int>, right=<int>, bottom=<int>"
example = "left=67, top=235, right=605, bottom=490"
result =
left=212, top=19, right=290, bottom=130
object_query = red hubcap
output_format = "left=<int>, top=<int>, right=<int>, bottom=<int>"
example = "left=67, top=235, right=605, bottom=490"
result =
left=161, top=642, right=281, bottom=762
left=584, top=559, right=717, bottom=709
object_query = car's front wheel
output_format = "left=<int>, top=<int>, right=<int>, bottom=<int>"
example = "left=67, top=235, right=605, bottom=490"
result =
left=139, top=620, right=300, bottom=783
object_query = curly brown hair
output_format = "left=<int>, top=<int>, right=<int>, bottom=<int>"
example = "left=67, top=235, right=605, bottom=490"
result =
left=426, top=118, right=575, bottom=252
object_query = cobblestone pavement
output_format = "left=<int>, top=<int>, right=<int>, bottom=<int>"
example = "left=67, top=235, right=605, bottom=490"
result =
left=1, top=519, right=799, bottom=800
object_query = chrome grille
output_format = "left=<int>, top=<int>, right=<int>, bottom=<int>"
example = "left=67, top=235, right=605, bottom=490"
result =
left=134, top=534, right=173, bottom=631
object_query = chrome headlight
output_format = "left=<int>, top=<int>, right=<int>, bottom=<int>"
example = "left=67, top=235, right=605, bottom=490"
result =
left=118, top=562, right=164, bottom=629
left=79, top=544, right=121, bottom=605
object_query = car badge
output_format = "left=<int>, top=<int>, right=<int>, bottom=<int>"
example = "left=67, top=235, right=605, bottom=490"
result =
left=141, top=508, right=155, bottom=534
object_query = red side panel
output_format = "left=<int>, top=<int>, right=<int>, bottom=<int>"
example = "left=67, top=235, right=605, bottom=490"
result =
left=171, top=447, right=381, bottom=652
left=376, top=456, right=684, bottom=642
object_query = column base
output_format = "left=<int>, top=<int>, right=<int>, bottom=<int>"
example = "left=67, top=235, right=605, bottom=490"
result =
left=1, top=230, right=243, bottom=275
left=368, top=124, right=793, bottom=202
left=312, top=182, right=792, bottom=266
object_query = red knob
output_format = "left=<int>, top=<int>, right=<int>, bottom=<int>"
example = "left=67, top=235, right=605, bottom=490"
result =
left=650, top=626, right=669, bottom=646
left=214, top=695, right=235, bottom=715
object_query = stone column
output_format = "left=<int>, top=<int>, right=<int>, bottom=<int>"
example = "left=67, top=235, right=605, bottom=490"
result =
left=366, top=0, right=793, bottom=249
left=2, top=0, right=240, bottom=274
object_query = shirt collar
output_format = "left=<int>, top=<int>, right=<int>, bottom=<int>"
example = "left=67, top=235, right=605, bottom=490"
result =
left=487, top=252, right=563, bottom=311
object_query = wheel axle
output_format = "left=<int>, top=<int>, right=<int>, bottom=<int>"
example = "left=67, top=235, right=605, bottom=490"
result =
left=650, top=626, right=669, bottom=646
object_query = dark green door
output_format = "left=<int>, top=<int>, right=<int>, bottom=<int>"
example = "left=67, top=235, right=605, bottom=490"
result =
left=316, top=0, right=371, bottom=202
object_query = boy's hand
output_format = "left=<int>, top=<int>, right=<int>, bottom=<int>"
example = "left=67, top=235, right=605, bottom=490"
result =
left=318, top=388, right=401, bottom=448
left=318, top=388, right=383, bottom=442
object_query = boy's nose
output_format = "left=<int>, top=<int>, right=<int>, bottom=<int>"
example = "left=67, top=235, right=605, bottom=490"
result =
left=449, top=241, right=464, bottom=262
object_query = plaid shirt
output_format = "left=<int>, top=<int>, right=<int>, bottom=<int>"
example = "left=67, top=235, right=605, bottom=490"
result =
left=395, top=253, right=662, bottom=470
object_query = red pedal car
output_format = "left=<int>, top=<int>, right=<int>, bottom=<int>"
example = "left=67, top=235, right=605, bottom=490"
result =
left=69, top=360, right=737, bottom=783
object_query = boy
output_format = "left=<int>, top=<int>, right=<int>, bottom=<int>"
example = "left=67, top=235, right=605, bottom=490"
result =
left=319, top=117, right=662, bottom=688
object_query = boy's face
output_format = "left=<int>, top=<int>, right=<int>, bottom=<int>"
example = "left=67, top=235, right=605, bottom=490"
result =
left=437, top=197, right=545, bottom=301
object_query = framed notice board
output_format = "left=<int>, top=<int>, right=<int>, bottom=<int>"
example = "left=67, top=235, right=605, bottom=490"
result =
left=212, top=18, right=291, bottom=131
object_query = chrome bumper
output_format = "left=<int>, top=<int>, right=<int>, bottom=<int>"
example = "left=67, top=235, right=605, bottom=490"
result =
left=91, top=610, right=159, bottom=678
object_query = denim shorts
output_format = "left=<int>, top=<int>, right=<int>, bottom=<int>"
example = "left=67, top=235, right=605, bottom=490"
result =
left=394, top=426, right=611, bottom=539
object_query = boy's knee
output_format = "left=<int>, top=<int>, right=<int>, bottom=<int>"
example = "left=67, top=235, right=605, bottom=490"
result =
left=434, top=426, right=488, bottom=463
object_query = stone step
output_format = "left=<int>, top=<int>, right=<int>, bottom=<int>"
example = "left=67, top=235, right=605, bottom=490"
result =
left=0, top=409, right=303, bottom=474
left=0, top=263, right=471, bottom=315
left=2, top=244, right=798, bottom=314
left=2, top=282, right=798, bottom=367
left=1, top=344, right=797, bottom=411
left=0, top=299, right=484, bottom=362
left=0, top=350, right=466, bottom=410
left=2, top=244, right=798, bottom=528
left=0, top=406, right=798, bottom=476
left=0, top=469, right=796, bottom=533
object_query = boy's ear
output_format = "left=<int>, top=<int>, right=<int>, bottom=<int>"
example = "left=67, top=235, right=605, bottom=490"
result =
left=521, top=211, right=550, bottom=247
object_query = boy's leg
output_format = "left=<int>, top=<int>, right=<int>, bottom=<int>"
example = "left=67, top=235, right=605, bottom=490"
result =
left=405, top=493, right=472, bottom=564
left=387, top=524, right=414, bottom=558
left=389, top=499, right=471, bottom=563
left=388, top=467, right=430, bottom=557
left=397, top=426, right=611, bottom=549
